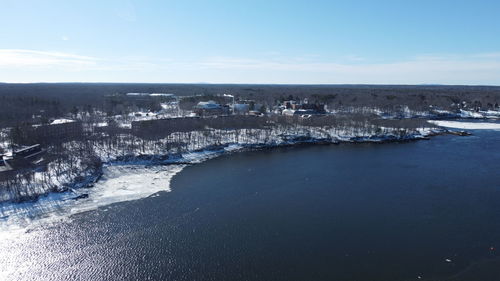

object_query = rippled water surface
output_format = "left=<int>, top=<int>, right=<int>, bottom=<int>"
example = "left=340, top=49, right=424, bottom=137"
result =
left=1, top=129, right=500, bottom=281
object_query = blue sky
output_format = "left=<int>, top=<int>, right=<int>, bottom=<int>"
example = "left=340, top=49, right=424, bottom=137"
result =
left=1, top=0, right=500, bottom=84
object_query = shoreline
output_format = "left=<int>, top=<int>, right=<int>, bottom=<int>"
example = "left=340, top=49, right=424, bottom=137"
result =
left=5, top=116, right=492, bottom=221
left=5, top=114, right=493, bottom=205
left=2, top=125, right=458, bottom=206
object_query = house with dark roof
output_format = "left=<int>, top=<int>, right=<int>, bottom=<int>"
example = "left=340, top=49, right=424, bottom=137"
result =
left=0, top=144, right=46, bottom=179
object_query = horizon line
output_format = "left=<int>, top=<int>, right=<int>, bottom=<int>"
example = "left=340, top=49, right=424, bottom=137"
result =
left=1, top=81, right=500, bottom=87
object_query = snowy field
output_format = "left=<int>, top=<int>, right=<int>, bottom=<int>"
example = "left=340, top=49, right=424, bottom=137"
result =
left=429, top=120, right=500, bottom=130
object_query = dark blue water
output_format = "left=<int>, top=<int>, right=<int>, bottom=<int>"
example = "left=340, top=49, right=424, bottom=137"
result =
left=2, top=130, right=500, bottom=281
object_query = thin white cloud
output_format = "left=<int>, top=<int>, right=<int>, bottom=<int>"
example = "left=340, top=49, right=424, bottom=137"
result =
left=0, top=49, right=97, bottom=67
left=193, top=53, right=500, bottom=84
left=343, top=55, right=365, bottom=62
left=470, top=52, right=500, bottom=59
left=1, top=49, right=500, bottom=85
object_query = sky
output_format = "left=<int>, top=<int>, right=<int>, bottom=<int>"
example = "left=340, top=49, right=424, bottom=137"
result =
left=1, top=0, right=500, bottom=85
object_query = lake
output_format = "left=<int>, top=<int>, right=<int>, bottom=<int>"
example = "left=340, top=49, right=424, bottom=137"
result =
left=1, top=129, right=500, bottom=281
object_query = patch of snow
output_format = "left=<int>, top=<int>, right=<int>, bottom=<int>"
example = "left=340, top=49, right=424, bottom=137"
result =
left=150, top=93, right=173, bottom=97
left=459, top=110, right=484, bottom=119
left=428, top=120, right=500, bottom=130
left=433, top=109, right=453, bottom=114
left=118, top=122, right=132, bottom=129
left=95, top=122, right=108, bottom=127
left=50, top=118, right=75, bottom=125
left=480, top=110, right=500, bottom=119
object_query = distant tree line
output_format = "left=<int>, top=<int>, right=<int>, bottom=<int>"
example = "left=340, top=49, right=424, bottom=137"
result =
left=1, top=83, right=500, bottom=130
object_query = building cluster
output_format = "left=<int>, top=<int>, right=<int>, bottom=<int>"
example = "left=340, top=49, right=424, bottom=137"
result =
left=279, top=100, right=326, bottom=116
left=193, top=101, right=230, bottom=116
left=114, top=92, right=327, bottom=119
left=191, top=97, right=327, bottom=118
left=130, top=96, right=328, bottom=137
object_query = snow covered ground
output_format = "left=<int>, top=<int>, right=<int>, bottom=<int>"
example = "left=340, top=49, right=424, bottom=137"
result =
left=364, top=107, right=500, bottom=120
left=428, top=120, right=500, bottom=130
